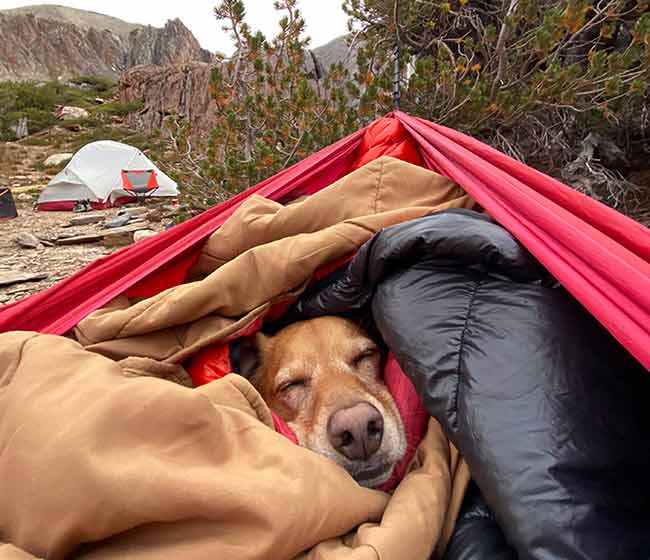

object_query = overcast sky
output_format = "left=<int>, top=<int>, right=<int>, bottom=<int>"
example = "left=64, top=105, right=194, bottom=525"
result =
left=0, top=1, right=350, bottom=53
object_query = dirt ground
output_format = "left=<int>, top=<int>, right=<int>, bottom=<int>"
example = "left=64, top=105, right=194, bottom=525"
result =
left=0, top=201, right=167, bottom=306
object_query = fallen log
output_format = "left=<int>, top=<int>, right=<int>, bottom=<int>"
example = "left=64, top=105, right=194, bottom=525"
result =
left=0, top=272, right=48, bottom=288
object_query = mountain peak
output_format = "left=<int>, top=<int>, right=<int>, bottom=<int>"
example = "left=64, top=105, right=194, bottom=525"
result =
left=0, top=6, right=213, bottom=81
left=0, top=4, right=143, bottom=38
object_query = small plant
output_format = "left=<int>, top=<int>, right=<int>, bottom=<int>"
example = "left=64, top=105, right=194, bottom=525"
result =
left=94, top=100, right=144, bottom=118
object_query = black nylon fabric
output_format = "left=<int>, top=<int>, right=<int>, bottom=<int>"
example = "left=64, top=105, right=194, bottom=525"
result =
left=293, top=209, right=650, bottom=560
left=442, top=482, right=517, bottom=560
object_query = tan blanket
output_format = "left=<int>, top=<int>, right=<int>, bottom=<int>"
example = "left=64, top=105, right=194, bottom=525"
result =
left=0, top=157, right=474, bottom=559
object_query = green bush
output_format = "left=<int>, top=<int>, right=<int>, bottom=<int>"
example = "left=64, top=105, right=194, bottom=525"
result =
left=343, top=0, right=650, bottom=217
left=0, top=81, right=62, bottom=139
left=94, top=100, right=144, bottom=117
left=20, top=135, right=56, bottom=146
left=345, top=0, right=650, bottom=169
left=68, top=75, right=115, bottom=93
left=6, top=108, right=58, bottom=134
left=0, top=77, right=121, bottom=140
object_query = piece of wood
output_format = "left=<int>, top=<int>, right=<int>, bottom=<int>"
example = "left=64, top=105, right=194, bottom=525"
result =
left=102, top=217, right=146, bottom=230
left=0, top=272, right=48, bottom=288
left=103, top=231, right=134, bottom=248
left=125, top=207, right=149, bottom=218
left=56, top=223, right=151, bottom=246
left=102, top=224, right=153, bottom=247
left=56, top=232, right=104, bottom=245
left=68, top=214, right=104, bottom=226
left=101, top=223, right=149, bottom=235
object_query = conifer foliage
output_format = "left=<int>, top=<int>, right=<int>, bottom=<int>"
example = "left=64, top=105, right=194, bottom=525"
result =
left=206, top=0, right=367, bottom=193
left=345, top=0, right=650, bottom=178
left=203, top=0, right=649, bottom=218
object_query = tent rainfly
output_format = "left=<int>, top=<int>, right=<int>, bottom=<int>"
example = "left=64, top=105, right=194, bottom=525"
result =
left=37, top=140, right=179, bottom=211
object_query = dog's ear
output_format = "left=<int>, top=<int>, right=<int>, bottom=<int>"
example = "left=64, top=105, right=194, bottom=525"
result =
left=238, top=332, right=269, bottom=379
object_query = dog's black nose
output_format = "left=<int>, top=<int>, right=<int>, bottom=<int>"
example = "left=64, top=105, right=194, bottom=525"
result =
left=327, top=402, right=384, bottom=460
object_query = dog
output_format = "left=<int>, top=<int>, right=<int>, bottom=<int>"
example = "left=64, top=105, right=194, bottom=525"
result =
left=239, top=316, right=407, bottom=488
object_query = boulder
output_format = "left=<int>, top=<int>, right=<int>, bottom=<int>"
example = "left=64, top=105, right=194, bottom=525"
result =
left=119, top=63, right=216, bottom=138
left=133, top=229, right=156, bottom=242
left=44, top=153, right=73, bottom=167
left=14, top=232, right=42, bottom=249
left=57, top=106, right=90, bottom=120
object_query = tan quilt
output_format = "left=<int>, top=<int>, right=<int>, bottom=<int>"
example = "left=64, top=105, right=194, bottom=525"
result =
left=0, top=157, right=474, bottom=559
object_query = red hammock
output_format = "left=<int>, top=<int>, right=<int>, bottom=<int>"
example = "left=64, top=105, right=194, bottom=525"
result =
left=1, top=112, right=649, bottom=368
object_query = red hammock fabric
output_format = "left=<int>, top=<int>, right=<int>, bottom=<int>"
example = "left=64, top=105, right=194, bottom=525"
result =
left=1, top=112, right=649, bottom=368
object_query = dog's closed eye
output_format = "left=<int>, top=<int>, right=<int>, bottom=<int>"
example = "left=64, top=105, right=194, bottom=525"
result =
left=352, top=349, right=378, bottom=366
left=275, top=377, right=310, bottom=411
left=351, top=347, right=381, bottom=375
left=278, top=378, right=309, bottom=393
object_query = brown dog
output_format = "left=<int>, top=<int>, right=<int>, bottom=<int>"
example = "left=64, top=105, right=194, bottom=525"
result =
left=240, top=316, right=407, bottom=488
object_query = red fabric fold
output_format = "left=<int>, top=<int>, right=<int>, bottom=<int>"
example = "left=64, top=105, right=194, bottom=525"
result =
left=394, top=111, right=650, bottom=368
left=351, top=117, right=423, bottom=170
left=0, top=128, right=365, bottom=334
left=1, top=112, right=648, bottom=369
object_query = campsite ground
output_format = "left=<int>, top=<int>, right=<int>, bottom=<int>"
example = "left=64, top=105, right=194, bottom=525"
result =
left=0, top=201, right=167, bottom=306
left=0, top=89, right=194, bottom=308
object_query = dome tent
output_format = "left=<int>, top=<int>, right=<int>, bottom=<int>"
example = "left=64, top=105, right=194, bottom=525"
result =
left=37, top=140, right=179, bottom=211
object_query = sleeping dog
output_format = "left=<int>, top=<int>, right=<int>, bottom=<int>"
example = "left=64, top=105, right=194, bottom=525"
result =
left=239, top=316, right=407, bottom=488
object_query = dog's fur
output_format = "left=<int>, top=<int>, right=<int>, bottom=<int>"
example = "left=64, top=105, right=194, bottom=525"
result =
left=240, top=316, right=407, bottom=488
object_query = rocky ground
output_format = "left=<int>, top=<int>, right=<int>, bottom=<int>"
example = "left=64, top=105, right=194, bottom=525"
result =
left=0, top=199, right=170, bottom=306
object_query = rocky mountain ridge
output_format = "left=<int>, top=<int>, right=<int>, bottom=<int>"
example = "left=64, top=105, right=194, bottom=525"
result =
left=2, top=4, right=143, bottom=37
left=119, top=35, right=355, bottom=140
left=0, top=6, right=212, bottom=81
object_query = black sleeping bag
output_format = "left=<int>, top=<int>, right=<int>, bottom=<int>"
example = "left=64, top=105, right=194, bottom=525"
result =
left=288, top=209, right=650, bottom=560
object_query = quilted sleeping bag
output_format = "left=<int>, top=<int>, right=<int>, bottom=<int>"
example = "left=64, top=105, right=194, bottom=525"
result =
left=0, top=158, right=476, bottom=560
left=292, top=209, right=650, bottom=560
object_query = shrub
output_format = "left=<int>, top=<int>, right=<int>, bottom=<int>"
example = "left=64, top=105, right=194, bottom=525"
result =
left=0, top=78, right=119, bottom=140
left=94, top=100, right=144, bottom=117
left=68, top=75, right=115, bottom=93
left=345, top=1, right=650, bottom=167
left=205, top=0, right=363, bottom=193
left=343, top=0, right=650, bottom=216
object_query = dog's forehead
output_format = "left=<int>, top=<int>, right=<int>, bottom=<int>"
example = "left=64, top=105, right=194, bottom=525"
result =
left=272, top=318, right=372, bottom=353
